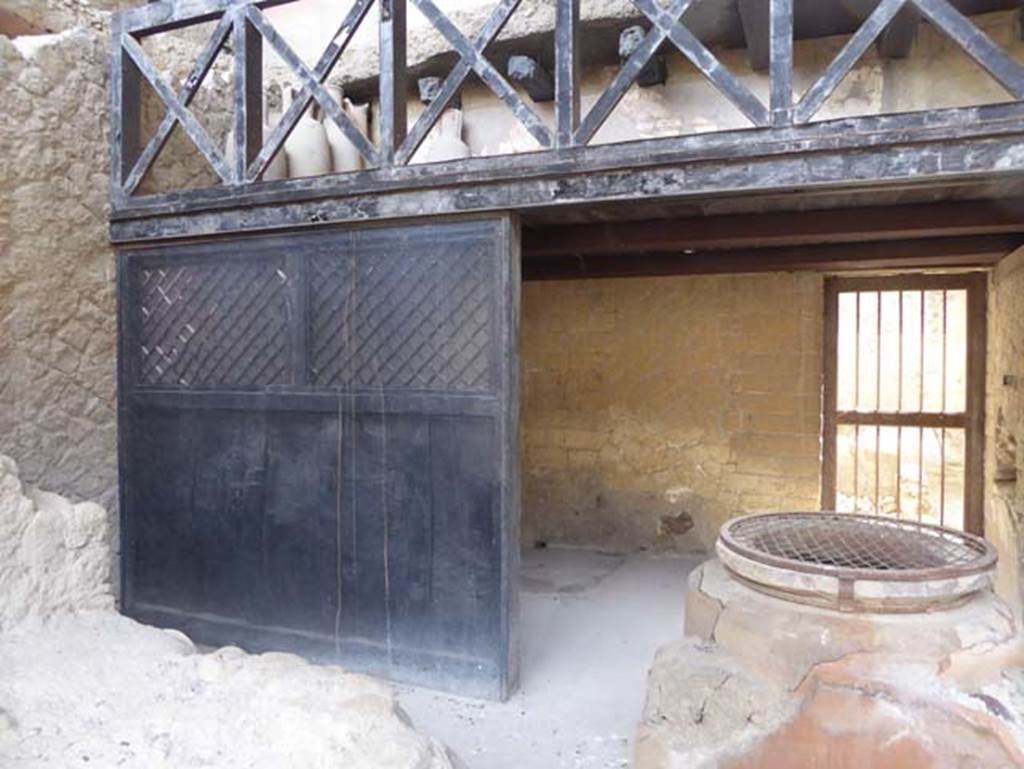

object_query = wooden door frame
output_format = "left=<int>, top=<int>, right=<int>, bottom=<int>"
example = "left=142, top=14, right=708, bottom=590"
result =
left=821, top=272, right=987, bottom=534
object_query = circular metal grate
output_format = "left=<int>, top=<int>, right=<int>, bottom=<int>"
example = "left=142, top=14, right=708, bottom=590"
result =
left=721, top=513, right=995, bottom=578
left=716, top=513, right=997, bottom=612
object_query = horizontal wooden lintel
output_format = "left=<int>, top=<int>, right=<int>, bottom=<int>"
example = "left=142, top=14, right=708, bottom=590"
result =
left=524, top=198, right=1024, bottom=258
left=835, top=411, right=967, bottom=429
left=521, top=235, right=1018, bottom=280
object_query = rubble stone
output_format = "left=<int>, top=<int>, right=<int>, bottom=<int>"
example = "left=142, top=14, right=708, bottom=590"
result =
left=0, top=453, right=461, bottom=769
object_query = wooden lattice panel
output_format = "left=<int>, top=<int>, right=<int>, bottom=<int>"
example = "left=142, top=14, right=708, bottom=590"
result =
left=133, top=258, right=292, bottom=388
left=309, top=235, right=493, bottom=391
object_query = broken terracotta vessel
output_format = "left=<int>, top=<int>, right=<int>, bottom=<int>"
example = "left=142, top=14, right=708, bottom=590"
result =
left=636, top=514, right=1024, bottom=769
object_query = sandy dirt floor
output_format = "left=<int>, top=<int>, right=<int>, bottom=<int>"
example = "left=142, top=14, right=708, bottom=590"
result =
left=399, top=548, right=701, bottom=769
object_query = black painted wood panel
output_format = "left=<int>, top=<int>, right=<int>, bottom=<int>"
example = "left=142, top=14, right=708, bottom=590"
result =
left=118, top=215, right=520, bottom=699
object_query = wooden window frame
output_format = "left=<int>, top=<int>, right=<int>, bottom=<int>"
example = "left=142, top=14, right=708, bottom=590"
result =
left=821, top=272, right=987, bottom=534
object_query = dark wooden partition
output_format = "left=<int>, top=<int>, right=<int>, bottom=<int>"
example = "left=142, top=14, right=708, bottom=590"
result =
left=117, top=215, right=521, bottom=699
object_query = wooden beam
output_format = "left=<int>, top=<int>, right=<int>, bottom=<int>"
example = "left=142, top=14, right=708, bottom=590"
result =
left=964, top=270, right=987, bottom=535
left=108, top=101, right=1024, bottom=240
left=523, top=199, right=1024, bottom=257
left=378, top=0, right=408, bottom=166
left=910, top=0, right=1024, bottom=99
left=521, top=235, right=1018, bottom=280
left=835, top=411, right=966, bottom=428
left=507, top=56, right=554, bottom=102
left=411, top=0, right=552, bottom=148
left=619, top=26, right=667, bottom=87
left=633, top=0, right=770, bottom=126
left=795, top=0, right=907, bottom=124
left=118, top=0, right=296, bottom=36
left=110, top=14, right=142, bottom=199
left=821, top=276, right=839, bottom=511
left=248, top=0, right=374, bottom=180
left=822, top=271, right=993, bottom=291
left=554, top=0, right=580, bottom=149
left=398, top=0, right=521, bottom=165
left=769, top=0, right=793, bottom=126
left=233, top=8, right=262, bottom=185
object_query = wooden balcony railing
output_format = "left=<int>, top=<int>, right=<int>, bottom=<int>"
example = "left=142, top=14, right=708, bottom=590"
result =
left=110, top=0, right=1024, bottom=237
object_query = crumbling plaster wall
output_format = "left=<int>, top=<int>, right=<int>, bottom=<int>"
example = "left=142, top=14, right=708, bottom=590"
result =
left=987, top=247, right=1024, bottom=620
left=521, top=273, right=823, bottom=552
left=0, top=0, right=133, bottom=33
left=0, top=2, right=232, bottom=507
left=0, top=23, right=117, bottom=509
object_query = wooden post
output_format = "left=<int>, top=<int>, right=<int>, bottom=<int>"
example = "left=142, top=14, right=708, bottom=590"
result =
left=379, top=0, right=408, bottom=166
left=555, top=0, right=579, bottom=149
left=964, top=272, right=987, bottom=535
left=769, top=0, right=793, bottom=127
left=111, top=16, right=142, bottom=200
left=232, top=7, right=263, bottom=184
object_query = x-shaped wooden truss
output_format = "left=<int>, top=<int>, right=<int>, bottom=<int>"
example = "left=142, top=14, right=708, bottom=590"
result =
left=398, top=0, right=553, bottom=164
left=120, top=15, right=234, bottom=194
left=577, top=0, right=771, bottom=144
left=795, top=0, right=1024, bottom=124
left=115, top=0, right=1024, bottom=197
left=798, top=0, right=1024, bottom=123
left=118, top=0, right=378, bottom=194
left=245, top=0, right=378, bottom=178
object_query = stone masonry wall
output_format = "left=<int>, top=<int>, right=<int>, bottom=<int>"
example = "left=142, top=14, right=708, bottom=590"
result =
left=521, top=273, right=823, bottom=552
left=986, top=247, right=1024, bottom=619
left=0, top=25, right=117, bottom=509
left=0, top=0, right=132, bottom=33
left=0, top=3, right=229, bottom=507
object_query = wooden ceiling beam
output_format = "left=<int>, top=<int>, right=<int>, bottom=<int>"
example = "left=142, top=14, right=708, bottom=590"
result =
left=522, top=198, right=1024, bottom=258
left=522, top=234, right=1020, bottom=281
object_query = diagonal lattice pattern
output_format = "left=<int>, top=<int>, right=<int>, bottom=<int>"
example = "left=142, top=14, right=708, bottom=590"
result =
left=309, top=245, right=493, bottom=391
left=134, top=258, right=292, bottom=387
left=721, top=512, right=995, bottom=575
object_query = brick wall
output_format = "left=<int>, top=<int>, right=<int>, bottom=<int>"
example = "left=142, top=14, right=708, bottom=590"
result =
left=521, top=272, right=824, bottom=552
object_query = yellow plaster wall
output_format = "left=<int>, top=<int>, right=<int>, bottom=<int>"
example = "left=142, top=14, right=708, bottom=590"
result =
left=521, top=272, right=824, bottom=552
left=987, top=248, right=1024, bottom=620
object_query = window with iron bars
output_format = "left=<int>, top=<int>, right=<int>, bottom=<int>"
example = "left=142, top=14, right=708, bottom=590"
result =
left=822, top=273, right=986, bottom=534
